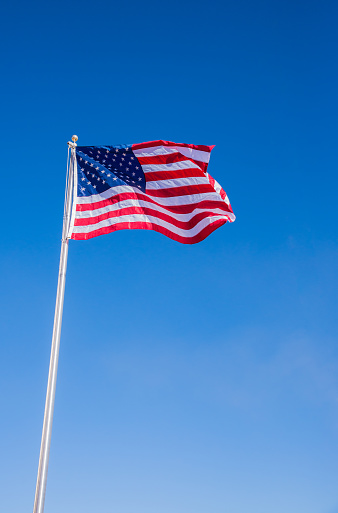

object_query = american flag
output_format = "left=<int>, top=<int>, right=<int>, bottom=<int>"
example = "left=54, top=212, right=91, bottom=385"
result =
left=69, top=140, right=235, bottom=243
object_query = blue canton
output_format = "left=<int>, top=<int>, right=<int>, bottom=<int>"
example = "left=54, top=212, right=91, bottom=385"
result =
left=76, top=145, right=146, bottom=197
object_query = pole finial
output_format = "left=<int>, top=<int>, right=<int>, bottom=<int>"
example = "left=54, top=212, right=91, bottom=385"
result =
left=72, top=135, right=78, bottom=142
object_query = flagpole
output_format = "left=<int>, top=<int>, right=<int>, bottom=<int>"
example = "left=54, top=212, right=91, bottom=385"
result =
left=32, top=135, right=78, bottom=513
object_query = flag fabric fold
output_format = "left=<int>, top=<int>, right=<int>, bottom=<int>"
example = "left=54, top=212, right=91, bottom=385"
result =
left=70, top=140, right=235, bottom=244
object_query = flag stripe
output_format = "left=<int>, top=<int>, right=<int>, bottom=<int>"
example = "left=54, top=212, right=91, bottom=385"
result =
left=74, top=204, right=233, bottom=230
left=145, top=183, right=215, bottom=198
left=71, top=218, right=227, bottom=244
left=141, top=159, right=201, bottom=172
left=75, top=197, right=232, bottom=221
left=76, top=191, right=234, bottom=215
left=140, top=156, right=208, bottom=173
left=72, top=212, right=226, bottom=239
left=137, top=153, right=192, bottom=166
left=76, top=186, right=226, bottom=208
left=132, top=140, right=214, bottom=154
left=145, top=169, right=205, bottom=182
left=146, top=176, right=209, bottom=190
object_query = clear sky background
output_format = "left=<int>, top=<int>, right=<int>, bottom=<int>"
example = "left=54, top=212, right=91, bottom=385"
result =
left=1, top=1, right=338, bottom=512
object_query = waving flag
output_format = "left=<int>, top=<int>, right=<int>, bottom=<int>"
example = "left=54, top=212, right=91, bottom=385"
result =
left=69, top=140, right=235, bottom=244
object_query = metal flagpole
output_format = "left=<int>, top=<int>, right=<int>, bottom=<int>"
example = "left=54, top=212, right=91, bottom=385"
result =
left=32, top=135, right=78, bottom=513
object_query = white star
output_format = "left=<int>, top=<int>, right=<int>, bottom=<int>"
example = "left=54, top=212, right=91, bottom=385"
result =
left=80, top=157, right=83, bottom=161
left=138, top=177, right=142, bottom=181
left=107, top=174, right=111, bottom=177
left=96, top=166, right=99, bottom=170
left=87, top=181, right=91, bottom=184
left=102, top=180, right=105, bottom=184
left=97, top=177, right=100, bottom=181
left=132, top=172, right=135, bottom=176
left=85, top=160, right=88, bottom=164
left=81, top=187, right=85, bottom=191
left=93, top=185, right=96, bottom=188
left=81, top=177, right=85, bottom=181
left=113, top=177, right=117, bottom=180
left=119, top=163, right=123, bottom=166
left=130, top=156, right=134, bottom=160
left=92, top=173, right=95, bottom=177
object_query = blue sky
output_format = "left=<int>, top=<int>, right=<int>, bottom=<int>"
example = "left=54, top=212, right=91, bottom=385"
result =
left=1, top=0, right=338, bottom=512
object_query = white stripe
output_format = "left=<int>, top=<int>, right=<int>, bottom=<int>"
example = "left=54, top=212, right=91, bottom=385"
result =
left=72, top=213, right=228, bottom=238
left=133, top=145, right=211, bottom=163
left=142, top=160, right=202, bottom=173
left=176, top=146, right=211, bottom=164
left=75, top=197, right=233, bottom=221
left=76, top=185, right=139, bottom=203
left=212, top=177, right=224, bottom=196
left=146, top=176, right=209, bottom=190
left=76, top=185, right=227, bottom=207
left=133, top=145, right=177, bottom=156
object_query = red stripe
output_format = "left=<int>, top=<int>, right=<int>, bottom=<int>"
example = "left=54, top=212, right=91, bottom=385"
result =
left=136, top=153, right=209, bottom=174
left=196, top=161, right=208, bottom=173
left=145, top=169, right=205, bottom=182
left=132, top=140, right=214, bottom=153
left=76, top=192, right=233, bottom=215
left=75, top=205, right=230, bottom=230
left=146, top=183, right=215, bottom=198
left=137, top=153, right=192, bottom=165
left=71, top=218, right=227, bottom=244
